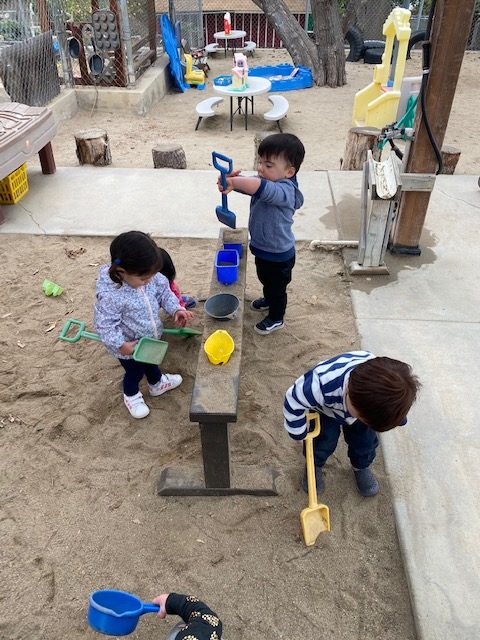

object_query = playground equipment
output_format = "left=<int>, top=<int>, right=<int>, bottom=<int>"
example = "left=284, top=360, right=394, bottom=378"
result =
left=300, top=413, right=330, bottom=545
left=183, top=53, right=205, bottom=87
left=61, top=1, right=157, bottom=88
left=352, top=7, right=411, bottom=128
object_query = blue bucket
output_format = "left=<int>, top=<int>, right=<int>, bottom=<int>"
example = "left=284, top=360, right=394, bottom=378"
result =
left=87, top=589, right=159, bottom=636
left=223, top=242, right=243, bottom=259
left=215, top=249, right=239, bottom=286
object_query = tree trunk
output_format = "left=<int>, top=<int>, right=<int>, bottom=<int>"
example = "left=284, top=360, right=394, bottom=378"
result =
left=342, top=0, right=368, bottom=35
left=342, top=127, right=381, bottom=170
left=311, top=0, right=346, bottom=87
left=253, top=132, right=270, bottom=170
left=439, top=145, right=461, bottom=175
left=152, top=144, right=187, bottom=169
left=252, top=0, right=322, bottom=83
left=75, top=129, right=112, bottom=166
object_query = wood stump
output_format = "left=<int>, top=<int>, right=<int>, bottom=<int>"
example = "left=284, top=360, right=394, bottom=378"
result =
left=75, top=129, right=112, bottom=166
left=341, top=127, right=381, bottom=170
left=152, top=144, right=187, bottom=169
left=440, top=145, right=461, bottom=175
left=253, top=132, right=270, bottom=170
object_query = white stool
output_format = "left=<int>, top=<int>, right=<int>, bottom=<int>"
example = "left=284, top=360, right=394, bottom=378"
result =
left=263, top=95, right=289, bottom=132
left=195, top=96, right=224, bottom=130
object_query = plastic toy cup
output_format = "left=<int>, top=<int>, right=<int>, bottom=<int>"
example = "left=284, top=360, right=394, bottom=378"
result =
left=204, top=329, right=235, bottom=365
left=87, top=589, right=160, bottom=636
left=204, top=293, right=240, bottom=320
left=42, top=279, right=64, bottom=297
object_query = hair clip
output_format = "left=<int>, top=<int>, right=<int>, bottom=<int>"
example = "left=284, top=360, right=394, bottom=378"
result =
left=113, top=258, right=121, bottom=265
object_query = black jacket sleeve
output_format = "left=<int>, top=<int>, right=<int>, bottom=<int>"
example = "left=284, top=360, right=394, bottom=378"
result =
left=165, top=593, right=223, bottom=640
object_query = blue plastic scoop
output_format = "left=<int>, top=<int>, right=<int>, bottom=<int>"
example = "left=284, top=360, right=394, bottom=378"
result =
left=88, top=589, right=159, bottom=636
left=212, top=151, right=236, bottom=229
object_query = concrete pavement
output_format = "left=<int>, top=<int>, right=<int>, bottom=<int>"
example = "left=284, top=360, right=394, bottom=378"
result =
left=1, top=166, right=479, bottom=639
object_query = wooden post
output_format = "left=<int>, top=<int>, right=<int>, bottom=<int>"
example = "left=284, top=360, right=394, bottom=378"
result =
left=440, top=145, right=461, bottom=175
left=390, top=0, right=476, bottom=253
left=151, top=144, right=186, bottom=169
left=341, top=127, right=381, bottom=170
left=38, top=142, right=56, bottom=175
left=75, top=129, right=112, bottom=166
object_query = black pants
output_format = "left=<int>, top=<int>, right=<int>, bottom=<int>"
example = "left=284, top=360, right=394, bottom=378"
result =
left=309, top=412, right=379, bottom=470
left=119, top=358, right=161, bottom=396
left=255, top=254, right=295, bottom=321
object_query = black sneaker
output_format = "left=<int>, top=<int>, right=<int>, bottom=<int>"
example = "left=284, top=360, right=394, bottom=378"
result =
left=302, top=467, right=325, bottom=495
left=254, top=317, right=284, bottom=335
left=250, top=297, right=269, bottom=311
left=353, top=467, right=379, bottom=497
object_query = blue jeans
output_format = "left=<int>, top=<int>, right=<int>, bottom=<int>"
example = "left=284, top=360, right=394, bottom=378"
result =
left=119, top=358, right=161, bottom=396
left=310, top=412, right=379, bottom=470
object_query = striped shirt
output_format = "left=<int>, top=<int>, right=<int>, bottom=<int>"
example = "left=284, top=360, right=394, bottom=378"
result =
left=283, top=351, right=375, bottom=440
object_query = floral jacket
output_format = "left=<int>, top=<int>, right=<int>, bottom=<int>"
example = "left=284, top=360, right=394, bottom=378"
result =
left=93, top=264, right=182, bottom=359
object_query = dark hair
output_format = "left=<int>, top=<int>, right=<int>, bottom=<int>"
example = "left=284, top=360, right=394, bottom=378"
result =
left=109, top=231, right=162, bottom=285
left=157, top=247, right=176, bottom=283
left=258, top=133, right=305, bottom=173
left=348, top=357, right=421, bottom=432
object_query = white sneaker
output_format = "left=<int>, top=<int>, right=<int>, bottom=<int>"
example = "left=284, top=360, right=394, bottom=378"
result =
left=148, top=373, right=183, bottom=397
left=123, top=392, right=150, bottom=419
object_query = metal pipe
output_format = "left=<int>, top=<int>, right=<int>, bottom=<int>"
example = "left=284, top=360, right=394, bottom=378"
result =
left=309, top=240, right=359, bottom=250
left=118, top=0, right=136, bottom=87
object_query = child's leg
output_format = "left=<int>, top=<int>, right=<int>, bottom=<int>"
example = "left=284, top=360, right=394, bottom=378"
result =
left=118, top=359, right=150, bottom=419
left=255, top=255, right=295, bottom=321
left=301, top=413, right=342, bottom=493
left=144, top=364, right=161, bottom=387
left=119, top=358, right=147, bottom=396
left=342, top=421, right=379, bottom=496
left=310, top=413, right=342, bottom=468
left=342, top=421, right=378, bottom=469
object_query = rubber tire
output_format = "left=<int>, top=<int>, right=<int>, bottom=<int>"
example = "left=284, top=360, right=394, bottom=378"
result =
left=363, top=39, right=385, bottom=49
left=345, top=26, right=365, bottom=62
left=363, top=48, right=384, bottom=64
left=407, top=30, right=426, bottom=59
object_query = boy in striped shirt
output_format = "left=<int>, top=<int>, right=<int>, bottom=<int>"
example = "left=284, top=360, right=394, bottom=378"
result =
left=283, top=351, right=420, bottom=496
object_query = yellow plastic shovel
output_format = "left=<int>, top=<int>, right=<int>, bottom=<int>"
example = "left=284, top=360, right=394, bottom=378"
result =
left=300, top=412, right=331, bottom=545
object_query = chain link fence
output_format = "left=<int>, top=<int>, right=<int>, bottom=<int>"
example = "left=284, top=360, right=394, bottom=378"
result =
left=165, top=0, right=480, bottom=51
left=0, top=0, right=158, bottom=106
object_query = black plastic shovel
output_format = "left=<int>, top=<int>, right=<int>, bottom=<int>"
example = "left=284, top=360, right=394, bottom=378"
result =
left=212, top=151, right=236, bottom=229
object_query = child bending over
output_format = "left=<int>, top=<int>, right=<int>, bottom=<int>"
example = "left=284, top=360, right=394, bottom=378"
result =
left=283, top=351, right=420, bottom=496
left=153, top=592, right=223, bottom=640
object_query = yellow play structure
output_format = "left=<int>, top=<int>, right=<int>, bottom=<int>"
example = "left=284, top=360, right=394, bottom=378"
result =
left=352, top=7, right=411, bottom=128
left=183, top=53, right=205, bottom=86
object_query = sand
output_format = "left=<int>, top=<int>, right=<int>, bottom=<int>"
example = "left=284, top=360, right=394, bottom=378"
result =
left=0, top=235, right=416, bottom=639
left=40, top=48, right=480, bottom=175
left=0, top=45, right=442, bottom=638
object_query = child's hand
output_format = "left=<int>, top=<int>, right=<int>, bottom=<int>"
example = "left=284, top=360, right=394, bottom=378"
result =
left=152, top=593, right=168, bottom=619
left=217, top=169, right=241, bottom=195
left=174, top=309, right=194, bottom=327
left=119, top=340, right=138, bottom=356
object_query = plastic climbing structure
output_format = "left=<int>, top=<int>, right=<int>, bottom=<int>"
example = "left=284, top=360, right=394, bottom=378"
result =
left=352, top=7, right=411, bottom=128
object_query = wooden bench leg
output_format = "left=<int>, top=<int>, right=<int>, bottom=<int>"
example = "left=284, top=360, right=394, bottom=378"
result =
left=200, top=421, right=230, bottom=488
left=38, top=142, right=56, bottom=175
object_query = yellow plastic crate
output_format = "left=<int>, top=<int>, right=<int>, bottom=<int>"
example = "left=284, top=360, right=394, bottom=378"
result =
left=0, top=164, right=29, bottom=205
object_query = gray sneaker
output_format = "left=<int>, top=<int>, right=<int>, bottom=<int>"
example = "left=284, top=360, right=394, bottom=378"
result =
left=250, top=297, right=269, bottom=311
left=353, top=467, right=379, bottom=497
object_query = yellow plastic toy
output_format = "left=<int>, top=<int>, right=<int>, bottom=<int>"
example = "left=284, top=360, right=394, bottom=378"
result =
left=183, top=53, right=205, bottom=86
left=204, top=330, right=234, bottom=365
left=352, top=7, right=411, bottom=128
